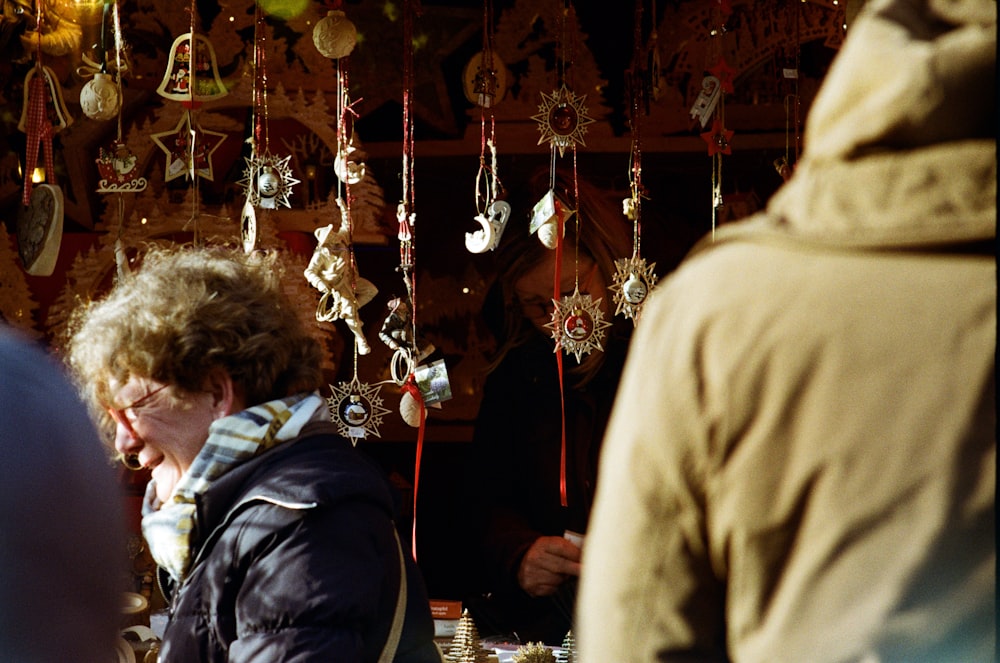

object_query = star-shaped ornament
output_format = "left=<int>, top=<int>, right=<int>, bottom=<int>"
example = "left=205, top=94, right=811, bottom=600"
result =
left=701, top=118, right=735, bottom=156
left=545, top=287, right=612, bottom=363
left=238, top=152, right=300, bottom=210
left=150, top=114, right=227, bottom=182
left=532, top=85, right=595, bottom=157
left=326, top=376, right=391, bottom=444
left=708, top=56, right=736, bottom=94
left=610, top=255, right=658, bottom=324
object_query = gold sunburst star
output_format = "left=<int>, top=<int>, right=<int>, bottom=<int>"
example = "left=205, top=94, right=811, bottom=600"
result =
left=610, top=255, right=658, bottom=324
left=326, top=376, right=391, bottom=443
left=238, top=152, right=300, bottom=210
left=532, top=84, right=595, bottom=157
left=545, top=287, right=612, bottom=363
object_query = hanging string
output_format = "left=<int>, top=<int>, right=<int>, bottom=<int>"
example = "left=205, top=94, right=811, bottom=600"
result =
left=629, top=0, right=644, bottom=260
left=400, top=0, right=425, bottom=563
left=475, top=0, right=499, bottom=216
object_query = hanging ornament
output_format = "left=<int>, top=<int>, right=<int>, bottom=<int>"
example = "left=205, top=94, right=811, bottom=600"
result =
left=611, top=0, right=657, bottom=324
left=15, top=183, right=63, bottom=276
left=701, top=118, right=734, bottom=154
left=529, top=190, right=573, bottom=250
left=150, top=113, right=227, bottom=182
left=156, top=33, right=228, bottom=104
left=546, top=287, right=612, bottom=364
left=96, top=140, right=147, bottom=193
left=462, top=50, right=507, bottom=109
left=240, top=3, right=299, bottom=211
left=466, top=198, right=510, bottom=253
left=708, top=55, right=736, bottom=94
left=80, top=72, right=121, bottom=120
left=18, top=63, right=71, bottom=206
left=689, top=75, right=722, bottom=129
left=333, top=136, right=366, bottom=185
left=532, top=84, right=595, bottom=157
left=326, top=375, right=390, bottom=443
left=304, top=222, right=378, bottom=355
left=240, top=199, right=257, bottom=253
left=610, top=256, right=657, bottom=321
left=313, top=9, right=357, bottom=60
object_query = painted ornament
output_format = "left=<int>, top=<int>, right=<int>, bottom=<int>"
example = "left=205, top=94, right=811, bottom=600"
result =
left=18, top=64, right=71, bottom=206
left=80, top=72, right=121, bottom=120
left=326, top=376, right=390, bottom=443
left=240, top=199, right=257, bottom=253
left=546, top=288, right=612, bottom=363
left=156, top=33, right=228, bottom=103
left=15, top=183, right=63, bottom=276
left=313, top=10, right=357, bottom=59
left=149, top=114, right=227, bottom=181
left=532, top=85, right=594, bottom=157
left=95, top=140, right=148, bottom=193
left=609, top=255, right=658, bottom=323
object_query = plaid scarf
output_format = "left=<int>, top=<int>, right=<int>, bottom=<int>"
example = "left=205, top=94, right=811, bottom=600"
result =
left=142, top=393, right=323, bottom=583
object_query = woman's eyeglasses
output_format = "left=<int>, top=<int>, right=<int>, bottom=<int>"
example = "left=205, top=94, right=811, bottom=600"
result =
left=107, top=383, right=168, bottom=468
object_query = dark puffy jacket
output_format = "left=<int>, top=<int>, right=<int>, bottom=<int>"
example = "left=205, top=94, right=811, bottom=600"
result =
left=157, top=424, right=441, bottom=663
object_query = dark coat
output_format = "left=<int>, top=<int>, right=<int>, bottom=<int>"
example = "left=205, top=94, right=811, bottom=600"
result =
left=157, top=424, right=441, bottom=663
left=464, top=329, right=630, bottom=645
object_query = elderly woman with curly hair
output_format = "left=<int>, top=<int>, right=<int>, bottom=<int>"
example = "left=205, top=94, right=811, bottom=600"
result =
left=65, top=245, right=441, bottom=663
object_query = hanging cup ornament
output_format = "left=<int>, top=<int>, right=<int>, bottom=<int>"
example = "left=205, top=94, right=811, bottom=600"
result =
left=313, top=10, right=357, bottom=59
left=80, top=72, right=121, bottom=120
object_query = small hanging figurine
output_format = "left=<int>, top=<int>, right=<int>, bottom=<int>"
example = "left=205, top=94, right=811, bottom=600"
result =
left=304, top=223, right=378, bottom=355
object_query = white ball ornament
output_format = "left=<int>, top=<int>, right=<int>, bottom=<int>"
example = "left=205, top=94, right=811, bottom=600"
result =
left=313, top=10, right=357, bottom=60
left=80, top=73, right=121, bottom=121
left=536, top=217, right=562, bottom=249
left=399, top=390, right=426, bottom=428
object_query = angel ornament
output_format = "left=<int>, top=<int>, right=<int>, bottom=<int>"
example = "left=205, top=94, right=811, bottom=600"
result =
left=304, top=222, right=378, bottom=354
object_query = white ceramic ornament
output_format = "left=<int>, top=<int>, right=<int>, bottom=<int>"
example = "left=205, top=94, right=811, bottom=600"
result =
left=536, top=217, right=562, bottom=249
left=400, top=390, right=426, bottom=428
left=80, top=73, right=120, bottom=120
left=313, top=10, right=357, bottom=59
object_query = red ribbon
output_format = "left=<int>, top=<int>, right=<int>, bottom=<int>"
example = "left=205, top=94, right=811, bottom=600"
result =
left=402, top=375, right=426, bottom=561
left=551, top=199, right=569, bottom=509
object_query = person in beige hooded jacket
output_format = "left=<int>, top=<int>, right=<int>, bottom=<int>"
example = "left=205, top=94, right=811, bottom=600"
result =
left=577, top=0, right=996, bottom=661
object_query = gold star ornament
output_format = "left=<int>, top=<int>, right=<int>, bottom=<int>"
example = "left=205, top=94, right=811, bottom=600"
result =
left=532, top=84, right=595, bottom=156
left=326, top=376, right=391, bottom=444
left=545, top=287, right=612, bottom=363
left=610, top=255, right=657, bottom=323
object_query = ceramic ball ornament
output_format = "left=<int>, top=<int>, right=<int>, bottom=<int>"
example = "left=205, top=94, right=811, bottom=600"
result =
left=313, top=10, right=357, bottom=59
left=80, top=73, right=121, bottom=121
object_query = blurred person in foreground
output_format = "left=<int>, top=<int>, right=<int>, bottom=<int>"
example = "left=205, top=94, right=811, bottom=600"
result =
left=463, top=170, right=634, bottom=645
left=64, top=246, right=441, bottom=663
left=0, top=326, right=125, bottom=663
left=578, top=0, right=996, bottom=661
